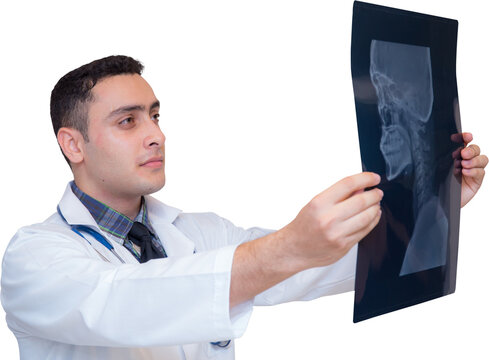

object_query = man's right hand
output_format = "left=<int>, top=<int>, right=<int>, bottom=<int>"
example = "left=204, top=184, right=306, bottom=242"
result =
left=280, top=172, right=383, bottom=271
left=230, top=172, right=383, bottom=308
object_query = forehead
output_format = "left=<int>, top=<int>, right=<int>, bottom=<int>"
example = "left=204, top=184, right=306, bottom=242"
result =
left=89, top=74, right=158, bottom=117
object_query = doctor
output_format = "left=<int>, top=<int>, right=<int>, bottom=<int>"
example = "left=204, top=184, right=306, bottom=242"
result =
left=1, top=55, right=487, bottom=360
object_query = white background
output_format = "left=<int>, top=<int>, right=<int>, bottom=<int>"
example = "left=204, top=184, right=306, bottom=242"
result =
left=0, top=0, right=487, bottom=358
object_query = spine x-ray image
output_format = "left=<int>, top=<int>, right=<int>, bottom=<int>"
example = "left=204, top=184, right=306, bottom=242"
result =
left=351, top=1, right=464, bottom=322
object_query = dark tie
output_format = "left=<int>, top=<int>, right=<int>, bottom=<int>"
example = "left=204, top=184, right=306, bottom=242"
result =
left=127, top=221, right=166, bottom=263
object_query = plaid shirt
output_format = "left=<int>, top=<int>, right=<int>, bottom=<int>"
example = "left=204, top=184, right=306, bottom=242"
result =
left=70, top=181, right=167, bottom=260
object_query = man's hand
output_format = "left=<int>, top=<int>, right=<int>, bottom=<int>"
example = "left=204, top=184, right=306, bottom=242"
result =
left=460, top=132, right=487, bottom=208
left=280, top=172, right=383, bottom=270
left=230, top=172, right=383, bottom=308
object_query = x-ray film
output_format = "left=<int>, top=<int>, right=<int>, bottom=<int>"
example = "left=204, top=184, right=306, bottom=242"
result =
left=351, top=1, right=464, bottom=322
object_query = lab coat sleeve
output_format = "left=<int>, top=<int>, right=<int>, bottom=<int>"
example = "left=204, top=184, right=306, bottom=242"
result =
left=176, top=213, right=356, bottom=307
left=0, top=223, right=247, bottom=347
left=253, top=246, right=356, bottom=306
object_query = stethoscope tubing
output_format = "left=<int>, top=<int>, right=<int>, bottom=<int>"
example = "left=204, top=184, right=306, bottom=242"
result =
left=57, top=206, right=125, bottom=263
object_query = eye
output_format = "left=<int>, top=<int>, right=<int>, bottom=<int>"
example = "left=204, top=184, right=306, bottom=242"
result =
left=152, top=113, right=160, bottom=123
left=119, top=117, right=135, bottom=128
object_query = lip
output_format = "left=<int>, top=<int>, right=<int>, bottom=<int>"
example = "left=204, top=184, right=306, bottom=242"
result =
left=140, top=156, right=164, bottom=168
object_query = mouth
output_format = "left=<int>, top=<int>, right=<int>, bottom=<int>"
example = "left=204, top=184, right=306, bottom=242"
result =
left=140, top=156, right=164, bottom=169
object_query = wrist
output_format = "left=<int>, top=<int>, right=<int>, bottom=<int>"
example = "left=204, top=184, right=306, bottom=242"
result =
left=268, top=226, right=310, bottom=275
left=230, top=226, right=309, bottom=308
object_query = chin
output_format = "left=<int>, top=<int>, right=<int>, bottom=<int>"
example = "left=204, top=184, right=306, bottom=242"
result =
left=140, top=176, right=166, bottom=196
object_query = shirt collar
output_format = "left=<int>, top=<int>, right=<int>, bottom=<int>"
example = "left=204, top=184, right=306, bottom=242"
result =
left=70, top=181, right=156, bottom=239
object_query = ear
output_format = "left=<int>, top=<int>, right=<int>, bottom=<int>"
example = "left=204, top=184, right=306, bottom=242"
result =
left=57, top=127, right=85, bottom=164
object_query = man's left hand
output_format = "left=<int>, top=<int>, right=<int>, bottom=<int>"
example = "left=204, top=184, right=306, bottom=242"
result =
left=460, top=132, right=488, bottom=207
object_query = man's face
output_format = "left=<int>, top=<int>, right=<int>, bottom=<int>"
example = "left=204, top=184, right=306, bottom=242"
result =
left=81, top=74, right=165, bottom=200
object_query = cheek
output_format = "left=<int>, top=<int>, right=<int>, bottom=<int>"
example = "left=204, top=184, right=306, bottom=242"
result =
left=90, top=135, right=112, bottom=161
left=87, top=134, right=125, bottom=168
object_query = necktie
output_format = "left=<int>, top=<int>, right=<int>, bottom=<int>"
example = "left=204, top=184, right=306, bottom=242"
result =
left=127, top=221, right=166, bottom=263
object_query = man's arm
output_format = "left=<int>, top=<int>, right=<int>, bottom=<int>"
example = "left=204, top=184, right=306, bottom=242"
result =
left=230, top=172, right=383, bottom=308
left=230, top=133, right=487, bottom=308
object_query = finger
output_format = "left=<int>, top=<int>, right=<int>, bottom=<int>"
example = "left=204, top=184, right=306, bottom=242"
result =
left=462, top=168, right=485, bottom=184
left=450, top=133, right=463, bottom=143
left=452, top=147, right=462, bottom=160
left=461, top=154, right=489, bottom=170
left=462, top=132, right=473, bottom=145
left=342, top=207, right=382, bottom=246
left=333, top=188, right=383, bottom=222
left=336, top=202, right=381, bottom=239
left=461, top=144, right=481, bottom=160
left=316, top=172, right=381, bottom=206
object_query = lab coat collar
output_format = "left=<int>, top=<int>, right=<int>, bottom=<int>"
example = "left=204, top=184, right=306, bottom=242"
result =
left=144, top=195, right=182, bottom=225
left=58, top=183, right=100, bottom=228
left=144, top=195, right=197, bottom=256
left=58, top=182, right=195, bottom=256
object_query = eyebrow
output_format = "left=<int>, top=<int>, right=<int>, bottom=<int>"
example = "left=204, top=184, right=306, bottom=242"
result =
left=107, top=100, right=160, bottom=119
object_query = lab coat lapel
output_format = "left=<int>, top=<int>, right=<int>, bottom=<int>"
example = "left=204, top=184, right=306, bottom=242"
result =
left=144, top=196, right=196, bottom=256
left=151, top=222, right=196, bottom=257
left=57, top=183, right=129, bottom=264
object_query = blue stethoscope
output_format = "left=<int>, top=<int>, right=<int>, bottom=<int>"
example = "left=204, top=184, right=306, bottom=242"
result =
left=57, top=206, right=126, bottom=263
left=57, top=206, right=231, bottom=348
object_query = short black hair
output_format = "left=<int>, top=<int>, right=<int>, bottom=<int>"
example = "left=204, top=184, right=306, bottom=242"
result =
left=50, top=55, right=144, bottom=163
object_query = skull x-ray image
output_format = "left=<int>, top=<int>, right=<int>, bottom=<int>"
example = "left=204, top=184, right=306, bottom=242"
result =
left=351, top=2, right=464, bottom=322
left=370, top=40, right=448, bottom=276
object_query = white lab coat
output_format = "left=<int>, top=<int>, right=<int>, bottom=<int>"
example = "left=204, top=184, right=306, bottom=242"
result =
left=1, top=183, right=357, bottom=360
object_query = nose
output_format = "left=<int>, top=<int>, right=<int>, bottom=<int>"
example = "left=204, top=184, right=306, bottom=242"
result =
left=143, top=117, right=166, bottom=149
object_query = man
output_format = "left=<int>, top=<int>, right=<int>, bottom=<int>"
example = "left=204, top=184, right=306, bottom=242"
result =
left=1, top=55, right=486, bottom=360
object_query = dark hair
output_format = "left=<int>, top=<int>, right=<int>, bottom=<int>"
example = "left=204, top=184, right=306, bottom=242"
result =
left=50, top=55, right=144, bottom=163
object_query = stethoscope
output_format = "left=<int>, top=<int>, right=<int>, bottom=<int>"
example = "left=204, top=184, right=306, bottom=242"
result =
left=57, top=206, right=126, bottom=263
left=57, top=205, right=232, bottom=348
